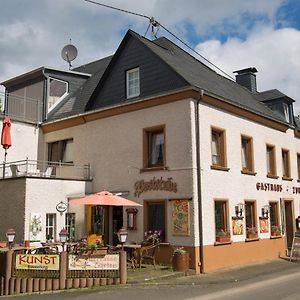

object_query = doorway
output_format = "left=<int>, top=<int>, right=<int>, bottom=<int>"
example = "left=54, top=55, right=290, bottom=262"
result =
left=112, top=207, right=123, bottom=245
left=284, top=200, right=294, bottom=250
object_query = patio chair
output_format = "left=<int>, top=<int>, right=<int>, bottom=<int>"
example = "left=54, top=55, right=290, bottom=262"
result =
left=139, top=242, right=160, bottom=268
left=42, top=166, right=53, bottom=177
left=10, top=164, right=20, bottom=177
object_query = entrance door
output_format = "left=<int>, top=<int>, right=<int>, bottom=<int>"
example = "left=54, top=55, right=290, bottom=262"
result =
left=284, top=201, right=294, bottom=250
left=112, top=207, right=123, bottom=245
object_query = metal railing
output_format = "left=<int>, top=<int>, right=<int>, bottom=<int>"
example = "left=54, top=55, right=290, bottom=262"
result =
left=0, top=159, right=91, bottom=181
left=0, top=91, right=43, bottom=124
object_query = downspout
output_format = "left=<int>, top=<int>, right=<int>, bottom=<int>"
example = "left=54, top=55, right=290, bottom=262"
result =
left=42, top=69, right=47, bottom=122
left=196, top=89, right=204, bottom=273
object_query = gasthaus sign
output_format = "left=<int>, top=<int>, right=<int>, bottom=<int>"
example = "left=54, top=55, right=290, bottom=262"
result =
left=16, top=254, right=60, bottom=270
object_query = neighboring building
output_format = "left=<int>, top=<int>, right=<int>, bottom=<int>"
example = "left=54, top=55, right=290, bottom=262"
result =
left=1, top=30, right=300, bottom=273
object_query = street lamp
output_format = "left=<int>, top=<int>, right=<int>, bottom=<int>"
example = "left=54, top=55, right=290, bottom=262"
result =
left=59, top=228, right=68, bottom=251
left=117, top=228, right=128, bottom=250
left=262, top=205, right=270, bottom=218
left=235, top=203, right=244, bottom=218
left=6, top=228, right=16, bottom=249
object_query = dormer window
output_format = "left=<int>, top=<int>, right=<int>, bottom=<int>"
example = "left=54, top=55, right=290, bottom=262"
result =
left=283, top=103, right=290, bottom=123
left=126, top=67, right=140, bottom=99
left=48, top=77, right=68, bottom=112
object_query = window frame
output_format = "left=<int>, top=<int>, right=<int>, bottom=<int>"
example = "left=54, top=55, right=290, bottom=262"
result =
left=245, top=200, right=257, bottom=231
left=143, top=125, right=166, bottom=170
left=211, top=126, right=228, bottom=170
left=47, top=77, right=69, bottom=113
left=126, top=67, right=140, bottom=99
left=266, top=144, right=277, bottom=178
left=269, top=201, right=280, bottom=228
left=214, top=199, right=229, bottom=237
left=48, top=138, right=74, bottom=163
left=241, top=134, right=255, bottom=174
left=281, top=148, right=291, bottom=180
left=65, top=213, right=76, bottom=241
left=144, top=200, right=167, bottom=242
left=46, top=213, right=56, bottom=241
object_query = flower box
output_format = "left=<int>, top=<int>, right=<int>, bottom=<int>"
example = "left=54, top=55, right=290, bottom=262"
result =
left=216, top=236, right=231, bottom=243
left=271, top=231, right=281, bottom=237
left=246, top=233, right=258, bottom=239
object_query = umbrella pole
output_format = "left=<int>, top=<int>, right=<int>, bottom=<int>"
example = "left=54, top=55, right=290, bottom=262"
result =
left=3, top=149, right=7, bottom=178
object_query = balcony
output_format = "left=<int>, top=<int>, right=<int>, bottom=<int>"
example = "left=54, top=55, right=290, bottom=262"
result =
left=0, top=159, right=91, bottom=181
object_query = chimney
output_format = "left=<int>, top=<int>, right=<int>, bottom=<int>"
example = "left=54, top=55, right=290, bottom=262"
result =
left=233, top=67, right=257, bottom=93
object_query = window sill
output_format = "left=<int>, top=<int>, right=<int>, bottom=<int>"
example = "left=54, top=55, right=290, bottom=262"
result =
left=241, top=170, right=257, bottom=176
left=245, top=237, right=260, bottom=242
left=267, top=174, right=279, bottom=179
left=158, top=242, right=170, bottom=246
left=282, top=176, right=293, bottom=181
left=270, top=235, right=282, bottom=239
left=140, top=166, right=168, bottom=173
left=210, top=165, right=230, bottom=172
left=214, top=240, right=232, bottom=246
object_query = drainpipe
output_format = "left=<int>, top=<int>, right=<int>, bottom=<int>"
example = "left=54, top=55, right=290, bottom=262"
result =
left=196, top=89, right=204, bottom=273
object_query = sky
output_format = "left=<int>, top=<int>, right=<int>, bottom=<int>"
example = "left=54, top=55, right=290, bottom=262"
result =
left=0, top=0, right=300, bottom=113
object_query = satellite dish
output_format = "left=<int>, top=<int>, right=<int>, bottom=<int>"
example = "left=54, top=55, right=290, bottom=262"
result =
left=61, top=43, right=78, bottom=69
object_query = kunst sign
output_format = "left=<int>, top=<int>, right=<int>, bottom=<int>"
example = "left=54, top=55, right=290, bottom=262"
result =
left=16, top=254, right=59, bottom=270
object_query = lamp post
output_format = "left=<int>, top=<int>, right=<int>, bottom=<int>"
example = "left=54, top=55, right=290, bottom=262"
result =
left=6, top=228, right=16, bottom=249
left=59, top=228, right=68, bottom=251
left=117, top=228, right=128, bottom=250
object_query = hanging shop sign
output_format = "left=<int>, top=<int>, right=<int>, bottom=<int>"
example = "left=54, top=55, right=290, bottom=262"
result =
left=256, top=182, right=300, bottom=194
left=171, top=200, right=190, bottom=236
left=68, top=254, right=119, bottom=270
left=134, top=177, right=178, bottom=197
left=16, top=254, right=60, bottom=270
left=56, top=201, right=68, bottom=215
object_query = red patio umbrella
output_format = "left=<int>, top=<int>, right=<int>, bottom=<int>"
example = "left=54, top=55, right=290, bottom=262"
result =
left=1, top=116, right=12, bottom=177
left=69, top=191, right=142, bottom=206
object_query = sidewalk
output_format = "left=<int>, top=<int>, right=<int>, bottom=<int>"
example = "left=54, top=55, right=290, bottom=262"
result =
left=127, top=258, right=300, bottom=286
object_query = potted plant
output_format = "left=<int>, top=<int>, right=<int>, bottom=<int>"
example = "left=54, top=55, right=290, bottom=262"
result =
left=246, top=227, right=258, bottom=239
left=172, top=247, right=189, bottom=273
left=271, top=225, right=281, bottom=236
left=216, top=229, right=231, bottom=243
left=143, top=230, right=162, bottom=245
left=77, top=238, right=107, bottom=256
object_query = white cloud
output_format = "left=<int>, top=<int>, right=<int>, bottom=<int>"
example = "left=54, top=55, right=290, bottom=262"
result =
left=195, top=26, right=300, bottom=114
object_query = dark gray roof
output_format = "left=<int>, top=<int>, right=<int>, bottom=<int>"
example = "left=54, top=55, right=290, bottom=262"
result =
left=47, top=56, right=112, bottom=121
left=131, top=32, right=287, bottom=123
left=254, top=89, right=294, bottom=103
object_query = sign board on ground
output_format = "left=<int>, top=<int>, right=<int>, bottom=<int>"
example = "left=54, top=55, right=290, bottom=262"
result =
left=16, top=254, right=60, bottom=270
left=68, top=254, right=119, bottom=270
left=290, top=237, right=300, bottom=261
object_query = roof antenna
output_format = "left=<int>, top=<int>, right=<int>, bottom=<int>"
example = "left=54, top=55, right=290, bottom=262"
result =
left=150, top=17, right=160, bottom=39
left=61, top=39, right=78, bottom=70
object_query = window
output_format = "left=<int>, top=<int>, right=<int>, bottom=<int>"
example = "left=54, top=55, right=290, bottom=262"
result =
left=48, top=139, right=73, bottom=163
left=215, top=200, right=228, bottom=233
left=269, top=202, right=279, bottom=227
left=282, top=149, right=291, bottom=179
left=143, top=126, right=165, bottom=169
left=266, top=144, right=277, bottom=177
left=65, top=213, right=76, bottom=241
left=211, top=127, right=226, bottom=168
left=91, top=206, right=105, bottom=235
left=46, top=213, right=56, bottom=241
left=126, top=68, right=140, bottom=98
left=145, top=201, right=166, bottom=241
left=297, top=153, right=300, bottom=180
left=48, top=77, right=68, bottom=112
left=283, top=103, right=290, bottom=123
left=245, top=201, right=256, bottom=229
left=241, top=135, right=254, bottom=173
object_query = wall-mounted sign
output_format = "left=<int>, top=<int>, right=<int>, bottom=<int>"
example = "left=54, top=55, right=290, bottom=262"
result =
left=232, top=218, right=244, bottom=235
left=171, top=200, right=190, bottom=236
left=259, top=217, right=269, bottom=233
left=68, top=254, right=119, bottom=270
left=56, top=201, right=68, bottom=215
left=29, top=213, right=42, bottom=241
left=16, top=254, right=59, bottom=270
left=256, top=182, right=300, bottom=194
left=134, top=177, right=177, bottom=197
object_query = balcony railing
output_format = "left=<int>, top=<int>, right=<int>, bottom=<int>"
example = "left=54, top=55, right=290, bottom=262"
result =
left=0, top=159, right=91, bottom=181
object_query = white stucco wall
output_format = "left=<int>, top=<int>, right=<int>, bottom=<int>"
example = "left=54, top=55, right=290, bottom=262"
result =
left=199, top=102, right=300, bottom=246
left=43, top=100, right=196, bottom=246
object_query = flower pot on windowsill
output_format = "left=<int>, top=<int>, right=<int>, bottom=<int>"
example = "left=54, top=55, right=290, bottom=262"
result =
left=271, top=231, right=281, bottom=237
left=172, top=252, right=189, bottom=273
left=216, top=236, right=231, bottom=243
left=246, top=233, right=258, bottom=239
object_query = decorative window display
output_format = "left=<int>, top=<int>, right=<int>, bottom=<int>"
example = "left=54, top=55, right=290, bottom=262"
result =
left=29, top=213, right=42, bottom=241
left=259, top=217, right=269, bottom=233
left=171, top=200, right=190, bottom=236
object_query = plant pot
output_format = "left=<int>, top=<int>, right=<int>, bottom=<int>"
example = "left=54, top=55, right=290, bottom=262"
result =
left=271, top=232, right=281, bottom=237
left=92, top=247, right=108, bottom=255
left=216, top=236, right=231, bottom=243
left=246, top=233, right=258, bottom=239
left=172, top=252, right=189, bottom=272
